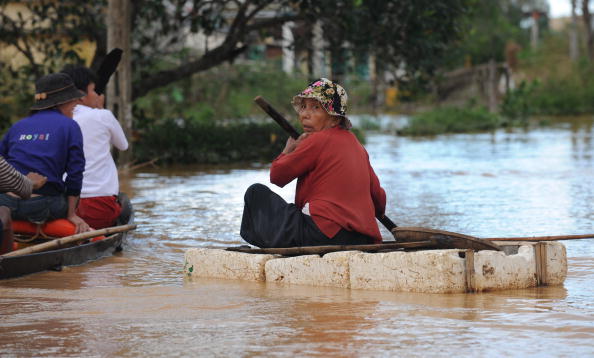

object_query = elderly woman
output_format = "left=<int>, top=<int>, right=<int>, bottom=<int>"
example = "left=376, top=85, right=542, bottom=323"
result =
left=241, top=78, right=386, bottom=248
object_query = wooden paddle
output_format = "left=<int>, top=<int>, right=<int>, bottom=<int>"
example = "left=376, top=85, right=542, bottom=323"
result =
left=95, top=48, right=123, bottom=95
left=1, top=224, right=137, bottom=258
left=254, top=95, right=399, bottom=235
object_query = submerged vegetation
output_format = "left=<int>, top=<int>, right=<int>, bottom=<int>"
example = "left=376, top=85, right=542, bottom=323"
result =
left=399, top=106, right=500, bottom=136
left=134, top=120, right=287, bottom=164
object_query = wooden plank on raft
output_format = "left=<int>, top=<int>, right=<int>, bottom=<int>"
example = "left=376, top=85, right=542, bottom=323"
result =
left=464, top=249, right=476, bottom=292
left=226, top=240, right=436, bottom=256
left=534, top=242, right=548, bottom=285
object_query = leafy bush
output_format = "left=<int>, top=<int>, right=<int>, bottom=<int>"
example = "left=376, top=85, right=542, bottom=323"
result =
left=133, top=62, right=371, bottom=164
left=134, top=120, right=289, bottom=164
left=0, top=65, right=34, bottom=132
left=134, top=62, right=309, bottom=125
left=135, top=119, right=367, bottom=164
left=527, top=64, right=594, bottom=115
left=400, top=106, right=500, bottom=136
left=500, top=80, right=537, bottom=124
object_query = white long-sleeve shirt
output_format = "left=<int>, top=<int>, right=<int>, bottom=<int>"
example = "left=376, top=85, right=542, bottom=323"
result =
left=72, top=105, right=128, bottom=198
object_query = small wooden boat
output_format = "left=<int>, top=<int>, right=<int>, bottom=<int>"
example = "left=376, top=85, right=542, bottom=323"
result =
left=0, top=196, right=135, bottom=280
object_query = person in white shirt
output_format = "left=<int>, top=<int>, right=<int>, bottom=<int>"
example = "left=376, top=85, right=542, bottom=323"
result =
left=61, top=66, right=128, bottom=229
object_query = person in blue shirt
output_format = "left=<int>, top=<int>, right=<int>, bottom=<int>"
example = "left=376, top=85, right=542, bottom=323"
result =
left=0, top=72, right=90, bottom=234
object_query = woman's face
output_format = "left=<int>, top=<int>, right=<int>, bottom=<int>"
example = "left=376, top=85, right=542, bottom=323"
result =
left=297, top=98, right=338, bottom=133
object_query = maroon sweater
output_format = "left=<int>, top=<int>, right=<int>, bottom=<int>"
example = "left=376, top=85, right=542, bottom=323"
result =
left=270, top=127, right=386, bottom=243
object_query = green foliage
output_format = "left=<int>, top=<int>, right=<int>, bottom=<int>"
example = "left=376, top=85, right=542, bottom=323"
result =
left=134, top=120, right=289, bottom=164
left=0, top=64, right=31, bottom=129
left=497, top=24, right=594, bottom=117
left=315, top=0, right=475, bottom=90
left=134, top=62, right=307, bottom=128
left=526, top=62, right=594, bottom=115
left=344, top=77, right=374, bottom=113
left=0, top=1, right=105, bottom=74
left=357, top=116, right=381, bottom=131
left=500, top=80, right=538, bottom=123
left=3, top=0, right=476, bottom=103
left=441, top=0, right=534, bottom=69
left=133, top=63, right=369, bottom=164
left=400, top=106, right=500, bottom=136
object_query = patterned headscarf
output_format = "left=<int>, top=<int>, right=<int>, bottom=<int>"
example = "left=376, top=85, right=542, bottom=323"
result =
left=292, top=78, right=351, bottom=129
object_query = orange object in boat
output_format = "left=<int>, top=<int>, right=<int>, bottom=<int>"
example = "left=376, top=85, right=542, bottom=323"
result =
left=12, top=219, right=76, bottom=237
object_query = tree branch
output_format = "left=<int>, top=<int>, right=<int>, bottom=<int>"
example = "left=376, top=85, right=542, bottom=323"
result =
left=133, top=44, right=246, bottom=99
left=132, top=2, right=300, bottom=99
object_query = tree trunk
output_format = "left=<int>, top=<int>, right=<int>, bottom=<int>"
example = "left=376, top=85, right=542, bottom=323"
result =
left=311, top=21, right=325, bottom=79
left=369, top=54, right=378, bottom=115
left=583, top=0, right=594, bottom=62
left=106, top=0, right=133, bottom=169
left=281, top=21, right=294, bottom=74
left=570, top=0, right=580, bottom=61
left=487, top=59, right=498, bottom=113
left=530, top=11, right=540, bottom=50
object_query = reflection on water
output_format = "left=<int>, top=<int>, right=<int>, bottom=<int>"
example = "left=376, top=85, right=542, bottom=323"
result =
left=2, top=116, right=594, bottom=357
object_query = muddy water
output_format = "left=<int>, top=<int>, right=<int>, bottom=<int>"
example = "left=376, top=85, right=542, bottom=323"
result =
left=2, top=117, right=594, bottom=357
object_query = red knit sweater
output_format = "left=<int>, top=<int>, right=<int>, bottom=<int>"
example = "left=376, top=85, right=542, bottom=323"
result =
left=270, top=127, right=386, bottom=243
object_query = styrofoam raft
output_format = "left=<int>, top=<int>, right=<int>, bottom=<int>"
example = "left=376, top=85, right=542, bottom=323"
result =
left=183, top=242, right=567, bottom=293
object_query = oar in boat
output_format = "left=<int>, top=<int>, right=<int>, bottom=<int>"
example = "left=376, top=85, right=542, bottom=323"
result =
left=253, top=96, right=502, bottom=251
left=95, top=48, right=123, bottom=95
left=1, top=224, right=137, bottom=258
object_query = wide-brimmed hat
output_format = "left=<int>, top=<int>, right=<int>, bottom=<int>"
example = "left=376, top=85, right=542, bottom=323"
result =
left=30, top=73, right=85, bottom=110
left=292, top=78, right=352, bottom=129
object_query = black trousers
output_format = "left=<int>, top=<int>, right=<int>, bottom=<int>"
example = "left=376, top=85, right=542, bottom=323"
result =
left=240, top=183, right=374, bottom=248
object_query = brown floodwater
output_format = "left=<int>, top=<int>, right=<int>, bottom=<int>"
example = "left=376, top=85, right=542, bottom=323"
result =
left=2, top=116, right=594, bottom=357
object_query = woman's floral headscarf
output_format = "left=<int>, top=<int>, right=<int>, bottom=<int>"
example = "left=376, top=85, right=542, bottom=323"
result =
left=292, top=78, right=351, bottom=129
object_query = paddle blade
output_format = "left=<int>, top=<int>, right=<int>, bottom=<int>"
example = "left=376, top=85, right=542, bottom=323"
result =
left=393, top=226, right=502, bottom=251
left=95, top=48, right=123, bottom=95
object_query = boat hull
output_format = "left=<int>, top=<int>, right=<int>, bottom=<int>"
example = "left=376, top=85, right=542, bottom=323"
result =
left=0, top=231, right=127, bottom=279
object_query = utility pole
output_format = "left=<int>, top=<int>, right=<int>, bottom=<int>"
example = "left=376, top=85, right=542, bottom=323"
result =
left=107, top=0, right=133, bottom=169
left=583, top=0, right=594, bottom=62
left=531, top=10, right=540, bottom=50
left=570, top=0, right=580, bottom=61
left=281, top=22, right=294, bottom=74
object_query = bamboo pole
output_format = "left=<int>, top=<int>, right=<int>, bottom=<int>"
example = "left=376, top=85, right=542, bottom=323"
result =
left=485, top=234, right=594, bottom=242
left=2, top=224, right=137, bottom=258
left=227, top=240, right=435, bottom=256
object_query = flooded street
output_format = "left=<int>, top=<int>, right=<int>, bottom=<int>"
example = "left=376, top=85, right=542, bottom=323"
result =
left=2, top=117, right=594, bottom=357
